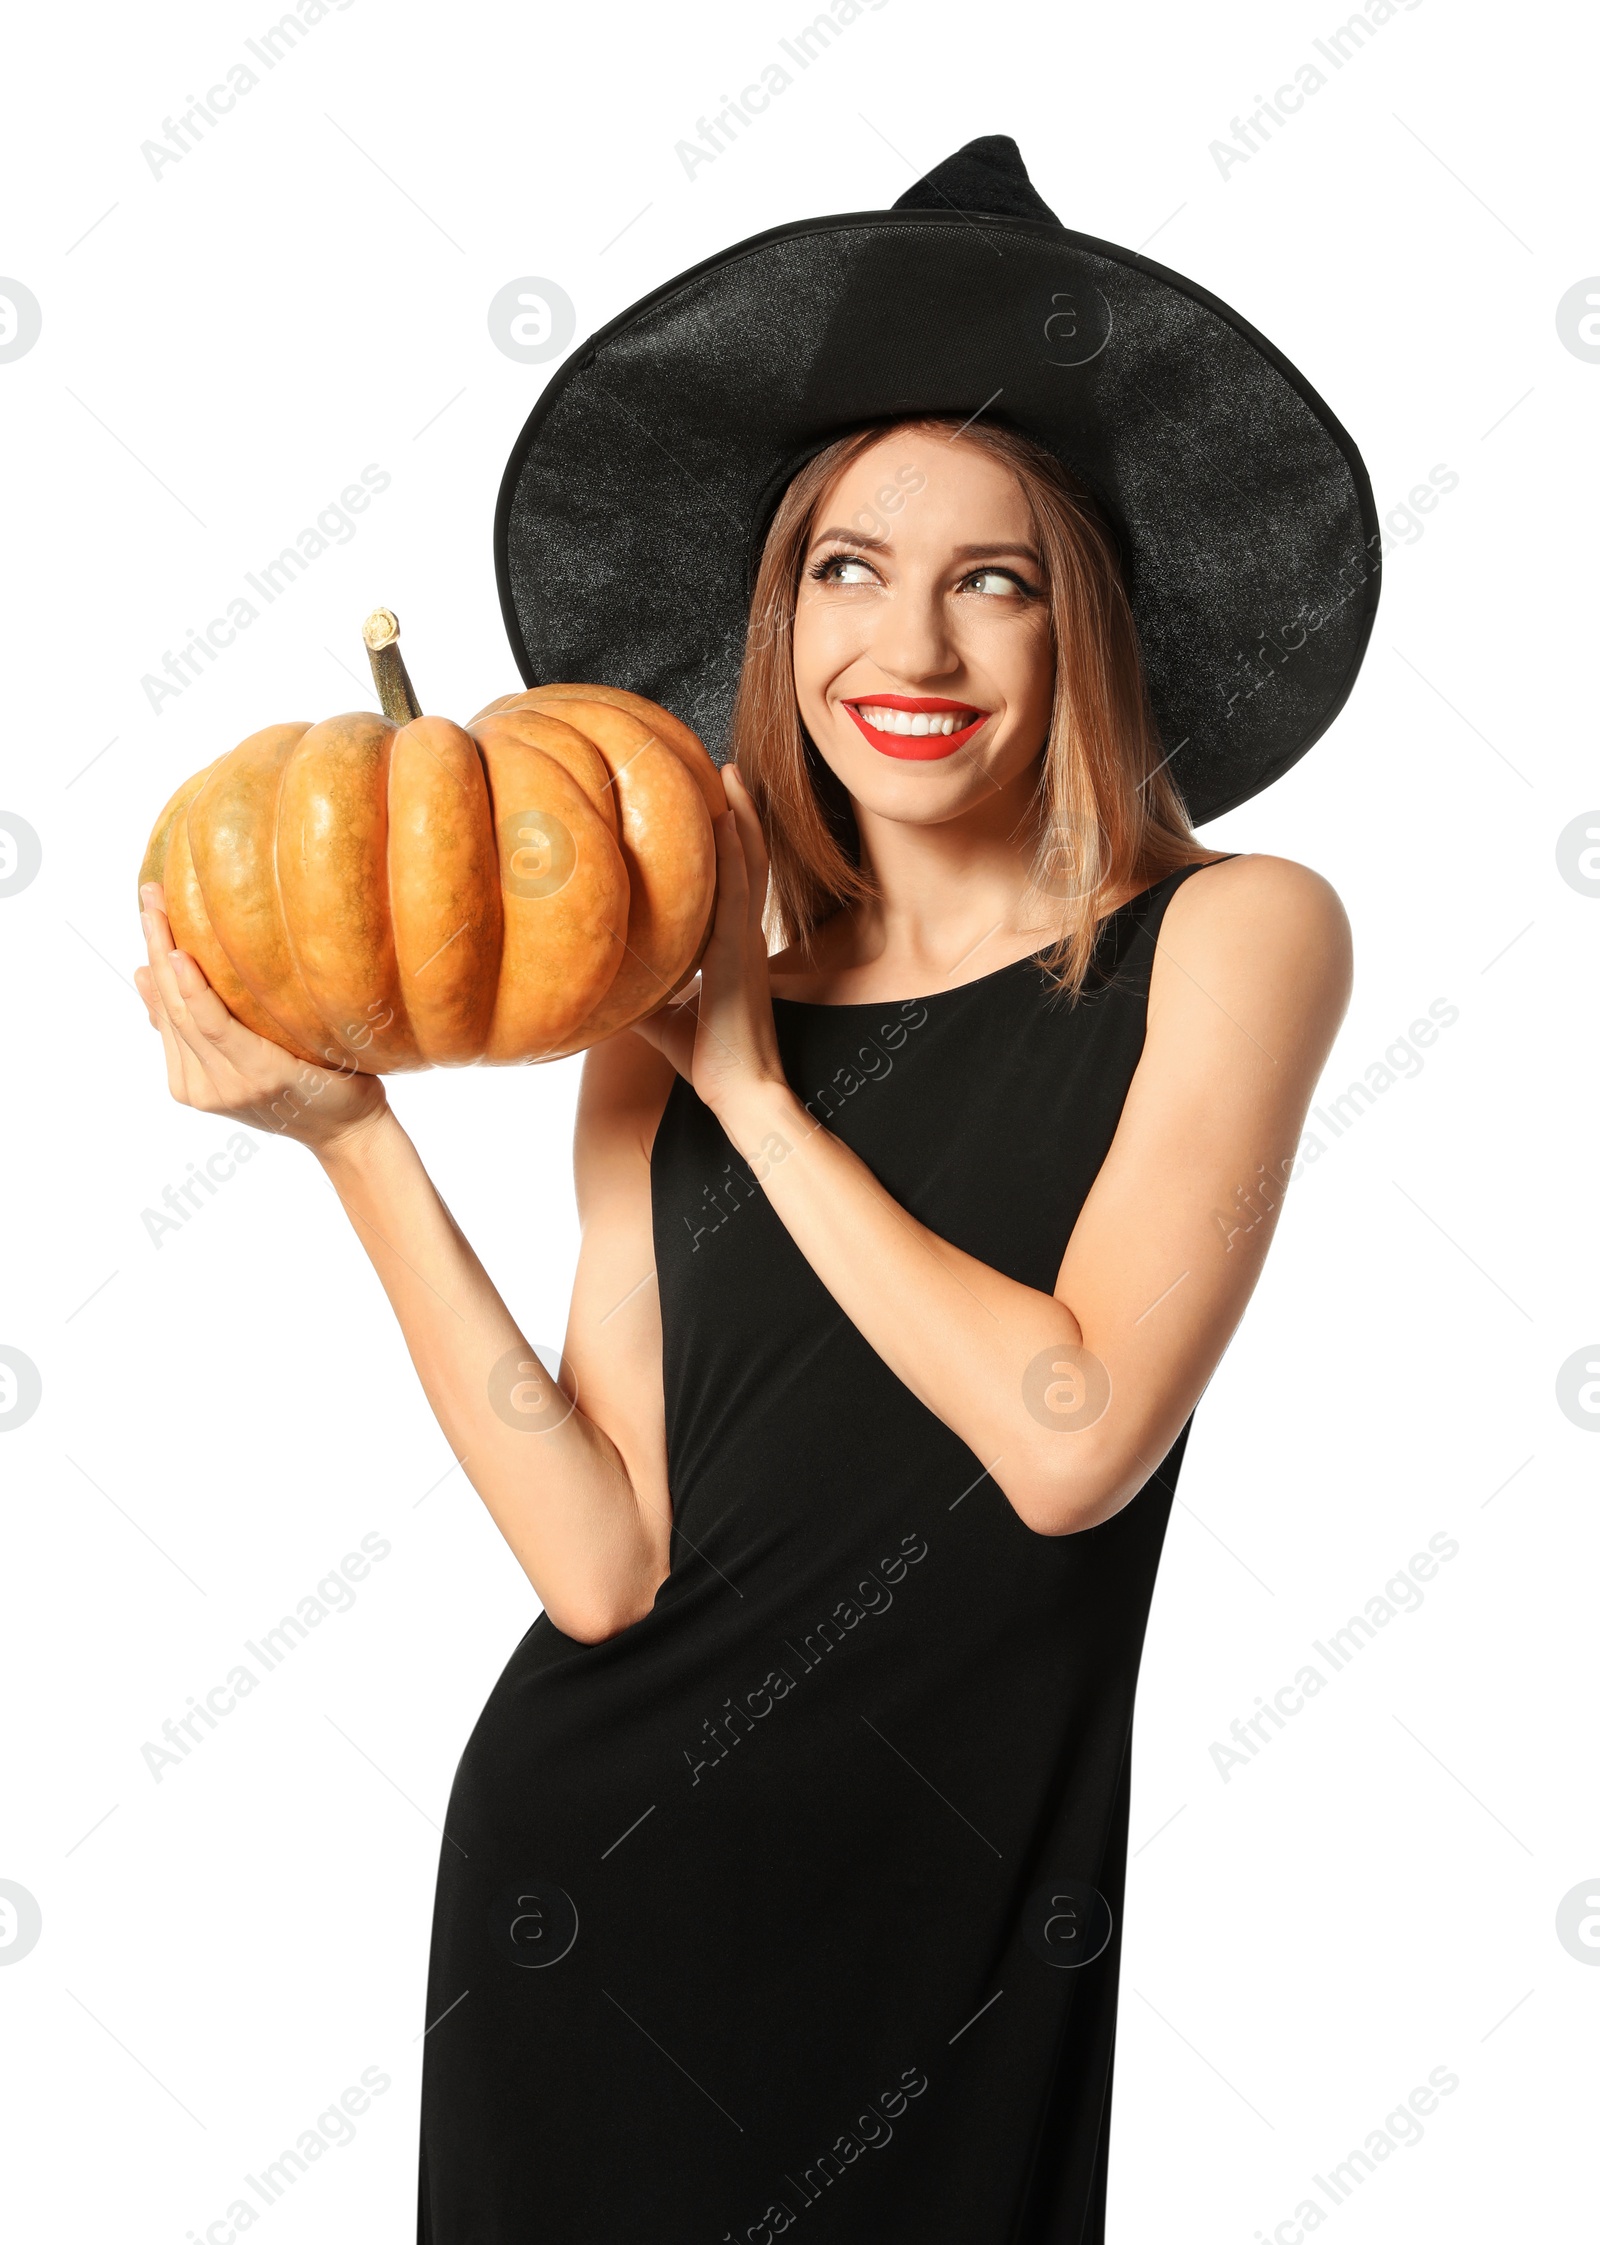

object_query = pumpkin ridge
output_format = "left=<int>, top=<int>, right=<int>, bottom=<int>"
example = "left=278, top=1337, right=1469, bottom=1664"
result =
left=266, top=732, right=363, bottom=1072
left=188, top=726, right=338, bottom=1067
left=275, top=713, right=423, bottom=1073
left=274, top=726, right=363, bottom=1064
left=388, top=715, right=502, bottom=1063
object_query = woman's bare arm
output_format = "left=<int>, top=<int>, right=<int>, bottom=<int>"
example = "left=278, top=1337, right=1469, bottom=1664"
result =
left=640, top=794, right=1352, bottom=1537
left=312, top=1043, right=677, bottom=1638
left=136, top=887, right=677, bottom=1643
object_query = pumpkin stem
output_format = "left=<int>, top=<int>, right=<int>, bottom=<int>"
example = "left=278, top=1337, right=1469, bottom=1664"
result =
left=362, top=608, right=422, bottom=723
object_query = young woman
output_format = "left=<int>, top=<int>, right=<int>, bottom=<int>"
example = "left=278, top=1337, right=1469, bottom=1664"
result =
left=136, top=140, right=1374, bottom=2245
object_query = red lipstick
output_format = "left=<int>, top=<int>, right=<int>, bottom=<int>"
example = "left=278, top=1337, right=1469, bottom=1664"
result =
left=842, top=694, right=992, bottom=761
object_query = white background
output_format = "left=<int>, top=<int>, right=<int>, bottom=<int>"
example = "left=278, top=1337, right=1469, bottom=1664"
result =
left=2, top=1, right=1594, bottom=2238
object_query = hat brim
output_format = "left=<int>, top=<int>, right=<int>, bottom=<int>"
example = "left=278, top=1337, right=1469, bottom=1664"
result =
left=495, top=208, right=1379, bottom=825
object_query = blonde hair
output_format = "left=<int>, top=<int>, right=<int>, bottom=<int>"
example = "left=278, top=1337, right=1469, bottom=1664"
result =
left=731, top=417, right=1204, bottom=997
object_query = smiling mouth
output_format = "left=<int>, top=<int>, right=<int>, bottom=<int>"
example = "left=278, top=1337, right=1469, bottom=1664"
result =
left=843, top=695, right=991, bottom=760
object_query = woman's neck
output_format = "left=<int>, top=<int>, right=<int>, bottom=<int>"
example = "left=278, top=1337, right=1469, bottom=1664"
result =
left=770, top=764, right=1062, bottom=1002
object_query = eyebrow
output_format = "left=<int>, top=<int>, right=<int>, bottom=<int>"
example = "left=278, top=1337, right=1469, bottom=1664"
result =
left=952, top=542, right=1042, bottom=566
left=810, top=526, right=890, bottom=551
left=808, top=529, right=1044, bottom=566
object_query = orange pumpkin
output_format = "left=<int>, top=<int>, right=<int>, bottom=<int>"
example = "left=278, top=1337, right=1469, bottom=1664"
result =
left=138, top=613, right=721, bottom=1072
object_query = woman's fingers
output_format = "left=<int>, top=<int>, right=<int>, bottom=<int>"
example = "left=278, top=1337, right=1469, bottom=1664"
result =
left=721, top=763, right=765, bottom=854
left=705, top=808, right=751, bottom=954
left=628, top=992, right=698, bottom=1081
left=133, top=962, right=160, bottom=1031
left=140, top=895, right=231, bottom=1106
left=721, top=766, right=770, bottom=942
left=139, top=901, right=225, bottom=1106
left=139, top=882, right=174, bottom=955
left=138, top=883, right=272, bottom=1109
left=133, top=880, right=391, bottom=1148
left=139, top=887, right=190, bottom=1025
left=136, top=958, right=198, bottom=1103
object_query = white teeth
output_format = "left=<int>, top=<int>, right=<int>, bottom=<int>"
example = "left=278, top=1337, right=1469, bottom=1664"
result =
left=855, top=706, right=978, bottom=737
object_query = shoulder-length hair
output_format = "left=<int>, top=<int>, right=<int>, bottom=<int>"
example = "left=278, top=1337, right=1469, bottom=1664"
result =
left=730, top=416, right=1204, bottom=998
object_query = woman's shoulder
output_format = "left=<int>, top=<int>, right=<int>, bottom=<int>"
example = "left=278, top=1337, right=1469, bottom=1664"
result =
left=1165, top=849, right=1347, bottom=939
left=1150, top=851, right=1353, bottom=1041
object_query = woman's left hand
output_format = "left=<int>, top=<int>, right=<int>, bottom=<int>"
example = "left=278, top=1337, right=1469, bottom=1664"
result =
left=628, top=764, right=786, bottom=1122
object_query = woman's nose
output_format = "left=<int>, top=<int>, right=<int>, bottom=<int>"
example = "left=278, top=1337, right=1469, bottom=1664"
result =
left=862, top=580, right=961, bottom=686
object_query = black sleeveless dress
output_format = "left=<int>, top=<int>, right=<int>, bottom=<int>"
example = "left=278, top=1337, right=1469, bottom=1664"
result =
left=418, top=866, right=1208, bottom=2243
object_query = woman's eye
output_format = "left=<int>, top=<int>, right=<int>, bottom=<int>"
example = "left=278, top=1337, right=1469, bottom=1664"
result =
left=964, top=568, right=1023, bottom=597
left=822, top=554, right=877, bottom=585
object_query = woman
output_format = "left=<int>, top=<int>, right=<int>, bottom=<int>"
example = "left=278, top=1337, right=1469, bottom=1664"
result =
left=136, top=141, right=1373, bottom=2243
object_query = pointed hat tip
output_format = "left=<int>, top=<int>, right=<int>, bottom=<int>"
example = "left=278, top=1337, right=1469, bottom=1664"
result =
left=890, top=135, right=1060, bottom=227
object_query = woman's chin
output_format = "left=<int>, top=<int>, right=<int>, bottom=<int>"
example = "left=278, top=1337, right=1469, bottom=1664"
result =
left=836, top=764, right=988, bottom=822
left=819, top=735, right=1023, bottom=823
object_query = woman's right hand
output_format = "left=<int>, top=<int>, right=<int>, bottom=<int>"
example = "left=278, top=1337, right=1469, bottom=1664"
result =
left=135, top=881, right=389, bottom=1156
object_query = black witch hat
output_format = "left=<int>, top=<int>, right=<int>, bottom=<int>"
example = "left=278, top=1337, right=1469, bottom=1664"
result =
left=495, top=136, right=1379, bottom=823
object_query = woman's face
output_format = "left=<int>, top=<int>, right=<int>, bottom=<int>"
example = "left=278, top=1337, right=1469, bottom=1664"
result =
left=789, top=429, right=1055, bottom=825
